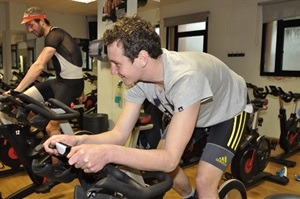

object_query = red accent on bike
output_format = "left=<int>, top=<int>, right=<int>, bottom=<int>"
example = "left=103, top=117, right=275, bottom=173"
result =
left=245, top=150, right=256, bottom=173
left=139, top=115, right=152, bottom=124
left=8, top=147, right=18, bottom=159
left=288, top=133, right=298, bottom=145
left=43, top=177, right=48, bottom=184
left=86, top=99, right=93, bottom=108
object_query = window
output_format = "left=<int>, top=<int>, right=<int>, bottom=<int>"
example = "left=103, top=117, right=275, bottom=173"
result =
left=260, top=18, right=300, bottom=76
left=11, top=44, right=19, bottom=69
left=258, top=0, right=300, bottom=77
left=175, top=22, right=207, bottom=52
left=164, top=12, right=209, bottom=52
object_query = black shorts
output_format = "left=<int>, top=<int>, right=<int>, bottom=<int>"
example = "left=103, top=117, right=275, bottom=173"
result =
left=34, top=77, right=84, bottom=107
left=193, top=111, right=249, bottom=171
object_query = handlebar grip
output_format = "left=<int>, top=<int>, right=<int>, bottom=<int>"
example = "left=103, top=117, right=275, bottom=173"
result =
left=277, top=87, right=293, bottom=103
left=0, top=95, right=24, bottom=107
left=26, top=103, right=79, bottom=121
left=17, top=93, right=45, bottom=108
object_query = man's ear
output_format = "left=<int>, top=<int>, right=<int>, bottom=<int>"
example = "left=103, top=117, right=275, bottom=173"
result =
left=138, top=50, right=148, bottom=68
left=39, top=19, right=45, bottom=25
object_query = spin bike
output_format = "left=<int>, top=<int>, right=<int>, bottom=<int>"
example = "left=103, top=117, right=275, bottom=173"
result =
left=268, top=86, right=300, bottom=167
left=70, top=72, right=98, bottom=130
left=0, top=74, right=12, bottom=91
left=226, top=83, right=289, bottom=188
left=28, top=100, right=173, bottom=199
left=0, top=90, right=83, bottom=199
left=0, top=89, right=25, bottom=177
left=29, top=98, right=247, bottom=199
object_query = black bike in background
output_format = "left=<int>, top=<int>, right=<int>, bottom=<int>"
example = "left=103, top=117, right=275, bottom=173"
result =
left=268, top=86, right=300, bottom=167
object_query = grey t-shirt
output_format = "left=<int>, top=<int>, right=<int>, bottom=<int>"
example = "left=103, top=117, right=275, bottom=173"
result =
left=125, top=49, right=247, bottom=127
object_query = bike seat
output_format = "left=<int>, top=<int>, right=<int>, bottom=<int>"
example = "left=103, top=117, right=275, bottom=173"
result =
left=136, top=113, right=151, bottom=126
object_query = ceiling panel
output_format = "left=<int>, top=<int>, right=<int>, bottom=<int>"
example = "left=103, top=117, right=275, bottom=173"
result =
left=0, top=0, right=161, bottom=16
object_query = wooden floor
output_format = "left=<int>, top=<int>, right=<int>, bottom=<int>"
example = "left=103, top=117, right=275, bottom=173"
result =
left=0, top=146, right=299, bottom=199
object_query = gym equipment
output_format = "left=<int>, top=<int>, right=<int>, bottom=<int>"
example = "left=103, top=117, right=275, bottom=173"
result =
left=265, top=193, right=300, bottom=199
left=40, top=140, right=247, bottom=199
left=0, top=91, right=81, bottom=199
left=161, top=114, right=205, bottom=168
left=268, top=86, right=300, bottom=167
left=74, top=164, right=173, bottom=199
left=0, top=92, right=50, bottom=199
left=82, top=113, right=109, bottom=134
left=179, top=129, right=207, bottom=168
left=125, top=112, right=153, bottom=148
left=0, top=74, right=12, bottom=91
left=70, top=72, right=98, bottom=130
left=218, top=178, right=247, bottom=199
left=89, top=39, right=108, bottom=62
left=82, top=73, right=98, bottom=114
left=0, top=90, right=25, bottom=177
left=31, top=112, right=172, bottom=199
left=39, top=70, right=55, bottom=81
left=0, top=135, right=24, bottom=177
left=227, top=83, right=289, bottom=188
left=138, top=101, right=161, bottom=149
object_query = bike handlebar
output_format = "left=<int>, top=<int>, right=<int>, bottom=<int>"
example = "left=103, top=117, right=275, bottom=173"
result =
left=84, top=73, right=97, bottom=84
left=25, top=98, right=80, bottom=121
left=247, top=82, right=269, bottom=99
left=92, top=164, right=173, bottom=199
left=0, top=92, right=79, bottom=129
left=269, top=86, right=294, bottom=103
left=32, top=141, right=173, bottom=199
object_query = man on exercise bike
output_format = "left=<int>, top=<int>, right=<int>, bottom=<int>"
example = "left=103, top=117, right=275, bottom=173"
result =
left=4, top=7, right=84, bottom=193
left=44, top=15, right=248, bottom=199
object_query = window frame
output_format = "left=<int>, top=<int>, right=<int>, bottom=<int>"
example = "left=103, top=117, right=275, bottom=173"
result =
left=166, top=21, right=208, bottom=52
left=260, top=18, right=300, bottom=77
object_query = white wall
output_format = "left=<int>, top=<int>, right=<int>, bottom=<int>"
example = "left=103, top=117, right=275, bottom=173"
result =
left=159, top=0, right=300, bottom=138
left=96, top=0, right=138, bottom=126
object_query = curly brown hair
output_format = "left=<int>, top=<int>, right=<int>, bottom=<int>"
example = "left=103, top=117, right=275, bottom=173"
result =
left=103, top=15, right=163, bottom=63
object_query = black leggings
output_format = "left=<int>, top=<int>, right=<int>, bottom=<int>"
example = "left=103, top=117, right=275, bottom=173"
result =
left=35, top=77, right=84, bottom=107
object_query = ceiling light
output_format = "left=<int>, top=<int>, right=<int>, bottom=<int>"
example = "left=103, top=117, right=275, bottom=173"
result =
left=71, top=0, right=96, bottom=3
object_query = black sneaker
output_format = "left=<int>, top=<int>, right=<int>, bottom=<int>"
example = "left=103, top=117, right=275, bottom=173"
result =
left=35, top=179, right=60, bottom=193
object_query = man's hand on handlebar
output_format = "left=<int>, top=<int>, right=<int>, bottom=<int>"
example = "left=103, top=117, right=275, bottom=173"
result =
left=2, top=89, right=21, bottom=96
left=43, top=134, right=79, bottom=156
left=43, top=134, right=112, bottom=173
left=68, top=144, right=110, bottom=173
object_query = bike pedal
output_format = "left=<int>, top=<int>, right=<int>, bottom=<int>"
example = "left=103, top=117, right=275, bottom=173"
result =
left=224, top=172, right=234, bottom=180
left=270, top=139, right=278, bottom=150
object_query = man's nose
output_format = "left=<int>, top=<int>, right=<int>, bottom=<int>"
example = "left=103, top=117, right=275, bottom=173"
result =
left=110, top=65, right=118, bottom=75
